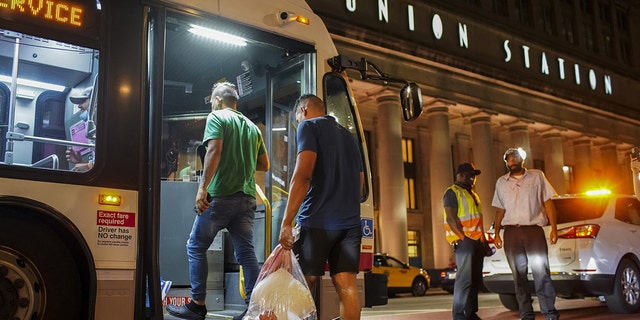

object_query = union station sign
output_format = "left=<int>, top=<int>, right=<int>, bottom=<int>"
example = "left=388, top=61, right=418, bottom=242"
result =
left=310, top=0, right=620, bottom=98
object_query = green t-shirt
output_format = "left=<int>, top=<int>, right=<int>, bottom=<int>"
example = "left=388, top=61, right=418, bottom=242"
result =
left=203, top=108, right=266, bottom=197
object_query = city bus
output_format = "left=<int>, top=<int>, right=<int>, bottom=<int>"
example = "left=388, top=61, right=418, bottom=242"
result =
left=0, top=1, right=421, bottom=319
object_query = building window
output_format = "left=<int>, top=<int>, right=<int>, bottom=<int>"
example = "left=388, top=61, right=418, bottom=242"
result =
left=602, top=30, right=614, bottom=58
left=563, top=165, right=575, bottom=193
left=558, top=0, right=575, bottom=43
left=616, top=8, right=629, bottom=32
left=616, top=7, right=632, bottom=65
left=461, top=0, right=481, bottom=7
left=402, top=138, right=417, bottom=210
left=579, top=0, right=596, bottom=52
left=407, top=230, right=420, bottom=258
left=561, top=15, right=576, bottom=43
left=516, top=0, right=533, bottom=27
left=492, top=0, right=508, bottom=17
left=579, top=0, right=593, bottom=15
left=598, top=1, right=612, bottom=24
left=583, top=24, right=596, bottom=51
left=598, top=1, right=614, bottom=58
left=620, top=40, right=632, bottom=65
left=540, top=1, right=556, bottom=35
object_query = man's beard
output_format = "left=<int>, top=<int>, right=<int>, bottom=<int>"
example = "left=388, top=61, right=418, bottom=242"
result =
left=509, top=163, right=523, bottom=174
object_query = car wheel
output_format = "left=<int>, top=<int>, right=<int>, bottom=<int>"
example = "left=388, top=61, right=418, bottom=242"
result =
left=411, top=277, right=428, bottom=296
left=605, top=258, right=640, bottom=314
left=498, top=293, right=519, bottom=311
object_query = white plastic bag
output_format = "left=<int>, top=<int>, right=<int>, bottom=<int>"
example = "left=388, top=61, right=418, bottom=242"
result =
left=244, top=244, right=317, bottom=320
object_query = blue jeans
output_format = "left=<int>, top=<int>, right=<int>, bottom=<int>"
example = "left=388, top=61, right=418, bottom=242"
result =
left=187, top=192, right=259, bottom=304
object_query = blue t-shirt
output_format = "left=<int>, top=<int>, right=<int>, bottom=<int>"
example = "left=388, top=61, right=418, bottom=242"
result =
left=295, top=116, right=363, bottom=230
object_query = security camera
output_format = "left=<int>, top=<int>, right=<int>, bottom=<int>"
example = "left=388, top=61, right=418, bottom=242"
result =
left=278, top=11, right=290, bottom=21
left=276, top=11, right=296, bottom=25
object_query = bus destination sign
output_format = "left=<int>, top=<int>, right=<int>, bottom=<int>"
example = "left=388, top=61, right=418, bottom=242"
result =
left=0, top=0, right=85, bottom=28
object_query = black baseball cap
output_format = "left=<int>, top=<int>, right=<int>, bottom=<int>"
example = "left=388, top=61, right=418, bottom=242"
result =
left=456, top=163, right=481, bottom=175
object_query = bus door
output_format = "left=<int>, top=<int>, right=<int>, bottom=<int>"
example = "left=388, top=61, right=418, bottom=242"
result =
left=264, top=53, right=314, bottom=257
left=153, top=7, right=315, bottom=313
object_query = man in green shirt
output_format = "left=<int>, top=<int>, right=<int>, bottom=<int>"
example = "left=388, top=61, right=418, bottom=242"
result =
left=167, top=82, right=269, bottom=320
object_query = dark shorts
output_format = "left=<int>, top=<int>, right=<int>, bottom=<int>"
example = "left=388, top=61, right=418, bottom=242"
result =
left=293, top=226, right=362, bottom=276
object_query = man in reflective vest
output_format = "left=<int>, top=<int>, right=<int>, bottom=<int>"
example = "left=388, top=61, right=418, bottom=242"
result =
left=444, top=163, right=487, bottom=320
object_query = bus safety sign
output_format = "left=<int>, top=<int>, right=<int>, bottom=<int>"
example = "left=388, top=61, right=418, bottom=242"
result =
left=96, top=210, right=135, bottom=247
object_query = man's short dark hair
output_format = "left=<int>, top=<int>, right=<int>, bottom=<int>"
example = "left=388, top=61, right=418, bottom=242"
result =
left=294, top=94, right=318, bottom=112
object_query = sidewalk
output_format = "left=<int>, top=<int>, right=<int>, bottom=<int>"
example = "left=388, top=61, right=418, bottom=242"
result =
left=361, top=294, right=640, bottom=320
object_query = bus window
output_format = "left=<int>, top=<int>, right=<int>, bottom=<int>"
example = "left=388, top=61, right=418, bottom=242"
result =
left=0, top=83, right=9, bottom=158
left=0, top=28, right=99, bottom=172
left=323, top=72, right=369, bottom=201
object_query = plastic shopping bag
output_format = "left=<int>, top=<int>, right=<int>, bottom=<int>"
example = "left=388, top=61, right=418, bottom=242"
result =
left=244, top=244, right=317, bottom=320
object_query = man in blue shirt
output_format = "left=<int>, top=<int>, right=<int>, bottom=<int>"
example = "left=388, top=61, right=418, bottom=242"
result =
left=279, top=94, right=363, bottom=320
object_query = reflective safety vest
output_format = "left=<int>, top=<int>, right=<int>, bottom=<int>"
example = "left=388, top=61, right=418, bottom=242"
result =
left=444, top=184, right=483, bottom=244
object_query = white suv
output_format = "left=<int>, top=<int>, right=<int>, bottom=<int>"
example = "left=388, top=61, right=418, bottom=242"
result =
left=483, top=191, right=640, bottom=314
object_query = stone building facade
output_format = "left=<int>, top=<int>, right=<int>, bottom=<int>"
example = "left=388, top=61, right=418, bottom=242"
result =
left=308, top=0, right=640, bottom=269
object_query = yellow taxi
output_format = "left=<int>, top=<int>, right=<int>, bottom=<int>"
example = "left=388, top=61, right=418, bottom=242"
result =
left=372, top=253, right=430, bottom=296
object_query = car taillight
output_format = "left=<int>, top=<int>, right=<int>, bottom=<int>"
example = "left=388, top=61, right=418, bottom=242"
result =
left=557, top=224, right=600, bottom=239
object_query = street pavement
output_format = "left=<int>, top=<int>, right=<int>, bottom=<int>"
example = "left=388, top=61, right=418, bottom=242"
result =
left=164, top=287, right=639, bottom=319
left=361, top=288, right=639, bottom=320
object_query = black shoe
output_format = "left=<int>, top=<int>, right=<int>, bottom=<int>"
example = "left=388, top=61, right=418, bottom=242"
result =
left=232, top=308, right=247, bottom=320
left=166, top=301, right=206, bottom=320
left=469, top=314, right=482, bottom=320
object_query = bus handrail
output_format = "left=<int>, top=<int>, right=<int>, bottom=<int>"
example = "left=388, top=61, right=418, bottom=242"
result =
left=272, top=185, right=289, bottom=197
left=31, top=154, right=59, bottom=169
left=255, top=183, right=272, bottom=257
left=6, top=132, right=95, bottom=148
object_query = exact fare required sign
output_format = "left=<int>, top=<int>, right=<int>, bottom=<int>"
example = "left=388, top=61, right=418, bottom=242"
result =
left=96, top=210, right=135, bottom=247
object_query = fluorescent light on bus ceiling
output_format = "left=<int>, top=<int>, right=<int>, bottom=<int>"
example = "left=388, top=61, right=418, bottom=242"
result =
left=0, top=75, right=65, bottom=92
left=188, top=25, right=247, bottom=46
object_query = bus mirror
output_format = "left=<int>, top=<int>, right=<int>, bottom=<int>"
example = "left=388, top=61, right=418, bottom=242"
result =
left=400, top=82, right=422, bottom=121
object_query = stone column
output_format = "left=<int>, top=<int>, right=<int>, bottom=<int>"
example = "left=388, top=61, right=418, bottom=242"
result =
left=600, top=144, right=620, bottom=192
left=573, top=138, right=594, bottom=192
left=455, top=133, right=470, bottom=164
left=376, top=94, right=408, bottom=261
left=470, top=113, right=496, bottom=228
left=543, top=131, right=566, bottom=194
left=427, top=105, right=454, bottom=268
left=418, top=126, right=434, bottom=268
